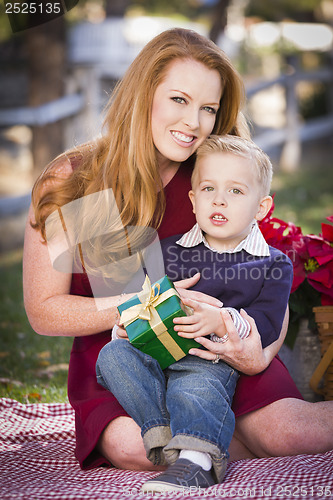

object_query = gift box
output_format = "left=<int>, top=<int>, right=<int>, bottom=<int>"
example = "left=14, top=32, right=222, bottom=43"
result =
left=117, top=275, right=199, bottom=369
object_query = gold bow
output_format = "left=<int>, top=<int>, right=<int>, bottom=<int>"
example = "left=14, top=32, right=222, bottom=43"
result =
left=120, top=275, right=178, bottom=327
left=119, top=275, right=186, bottom=362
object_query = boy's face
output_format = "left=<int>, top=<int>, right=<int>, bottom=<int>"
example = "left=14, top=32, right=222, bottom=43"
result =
left=189, top=152, right=272, bottom=251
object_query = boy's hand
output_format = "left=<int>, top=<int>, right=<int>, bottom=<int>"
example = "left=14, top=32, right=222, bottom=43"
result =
left=173, top=297, right=227, bottom=338
left=174, top=273, right=223, bottom=308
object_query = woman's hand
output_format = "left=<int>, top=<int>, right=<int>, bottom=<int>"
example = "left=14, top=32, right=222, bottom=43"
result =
left=188, top=309, right=271, bottom=375
left=174, top=273, right=223, bottom=308
left=113, top=314, right=129, bottom=339
left=112, top=324, right=129, bottom=339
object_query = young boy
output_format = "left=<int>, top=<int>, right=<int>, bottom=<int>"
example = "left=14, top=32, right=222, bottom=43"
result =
left=96, top=135, right=293, bottom=493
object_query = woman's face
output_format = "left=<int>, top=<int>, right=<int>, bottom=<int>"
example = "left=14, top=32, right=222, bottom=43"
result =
left=151, top=59, right=222, bottom=167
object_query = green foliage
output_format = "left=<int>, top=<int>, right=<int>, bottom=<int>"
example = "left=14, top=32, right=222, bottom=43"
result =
left=245, top=0, right=322, bottom=22
left=129, top=0, right=207, bottom=18
left=271, top=144, right=333, bottom=235
left=299, top=84, right=330, bottom=120
left=0, top=2, right=13, bottom=42
left=286, top=281, right=321, bottom=348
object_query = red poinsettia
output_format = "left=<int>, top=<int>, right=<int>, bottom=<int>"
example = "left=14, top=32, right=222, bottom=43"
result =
left=260, top=207, right=333, bottom=304
left=303, top=216, right=333, bottom=305
left=259, top=200, right=306, bottom=292
left=259, top=209, right=333, bottom=346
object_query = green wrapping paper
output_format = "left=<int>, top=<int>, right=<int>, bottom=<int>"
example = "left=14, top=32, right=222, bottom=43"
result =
left=117, top=275, right=199, bottom=369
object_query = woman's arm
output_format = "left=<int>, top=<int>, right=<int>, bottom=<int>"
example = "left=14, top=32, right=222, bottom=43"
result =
left=23, top=156, right=136, bottom=338
left=23, top=203, right=133, bottom=337
left=187, top=308, right=288, bottom=376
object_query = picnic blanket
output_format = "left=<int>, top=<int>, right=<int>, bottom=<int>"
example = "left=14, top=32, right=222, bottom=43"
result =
left=0, top=398, right=332, bottom=500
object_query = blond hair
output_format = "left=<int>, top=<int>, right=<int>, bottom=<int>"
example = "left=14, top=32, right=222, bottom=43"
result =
left=193, top=134, right=273, bottom=196
left=32, top=29, right=250, bottom=276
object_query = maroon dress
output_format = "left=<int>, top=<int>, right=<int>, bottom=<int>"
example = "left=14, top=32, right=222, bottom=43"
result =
left=67, top=160, right=303, bottom=470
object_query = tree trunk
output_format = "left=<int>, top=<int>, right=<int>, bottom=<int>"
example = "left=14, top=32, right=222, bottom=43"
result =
left=105, top=0, right=130, bottom=17
left=209, top=0, right=231, bottom=43
left=26, top=16, right=66, bottom=179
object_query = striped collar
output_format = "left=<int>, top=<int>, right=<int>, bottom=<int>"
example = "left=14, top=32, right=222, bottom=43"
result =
left=176, top=221, right=270, bottom=256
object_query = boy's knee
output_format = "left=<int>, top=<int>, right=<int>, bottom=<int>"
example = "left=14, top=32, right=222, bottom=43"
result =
left=98, top=338, right=128, bottom=365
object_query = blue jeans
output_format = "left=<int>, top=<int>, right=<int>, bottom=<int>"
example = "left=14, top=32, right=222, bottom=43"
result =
left=96, top=339, right=239, bottom=482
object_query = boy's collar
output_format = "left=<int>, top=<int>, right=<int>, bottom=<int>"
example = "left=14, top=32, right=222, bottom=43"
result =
left=176, top=222, right=270, bottom=256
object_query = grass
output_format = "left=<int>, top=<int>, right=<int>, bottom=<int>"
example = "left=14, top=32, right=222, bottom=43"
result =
left=0, top=142, right=332, bottom=404
left=0, top=249, right=72, bottom=403
left=270, top=141, right=333, bottom=235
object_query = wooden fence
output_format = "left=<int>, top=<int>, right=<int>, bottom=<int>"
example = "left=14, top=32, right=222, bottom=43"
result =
left=0, top=93, right=86, bottom=219
left=247, top=56, right=333, bottom=171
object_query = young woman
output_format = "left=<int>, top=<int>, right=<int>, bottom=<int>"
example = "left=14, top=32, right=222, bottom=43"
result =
left=23, top=28, right=333, bottom=472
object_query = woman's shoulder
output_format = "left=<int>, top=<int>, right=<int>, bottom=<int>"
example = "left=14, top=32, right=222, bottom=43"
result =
left=42, top=140, right=97, bottom=181
left=36, top=145, right=92, bottom=195
left=49, top=154, right=74, bottom=178
left=33, top=155, right=74, bottom=200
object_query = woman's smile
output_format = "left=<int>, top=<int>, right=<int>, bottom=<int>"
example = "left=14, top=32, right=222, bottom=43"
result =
left=170, top=130, right=197, bottom=146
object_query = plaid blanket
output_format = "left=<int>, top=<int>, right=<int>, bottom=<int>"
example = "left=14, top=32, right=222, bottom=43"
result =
left=0, top=398, right=332, bottom=500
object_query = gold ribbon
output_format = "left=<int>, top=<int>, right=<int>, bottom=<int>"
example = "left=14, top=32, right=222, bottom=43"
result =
left=120, top=275, right=186, bottom=361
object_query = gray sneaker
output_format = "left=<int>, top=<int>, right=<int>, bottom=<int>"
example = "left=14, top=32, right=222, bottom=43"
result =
left=141, top=458, right=216, bottom=493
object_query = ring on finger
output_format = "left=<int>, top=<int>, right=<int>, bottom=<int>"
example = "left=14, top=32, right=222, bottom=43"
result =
left=212, top=354, right=220, bottom=364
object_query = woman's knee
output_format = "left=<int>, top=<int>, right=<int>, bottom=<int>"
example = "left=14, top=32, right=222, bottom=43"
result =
left=260, top=399, right=333, bottom=456
left=235, top=398, right=333, bottom=457
left=234, top=400, right=301, bottom=457
left=228, top=435, right=257, bottom=462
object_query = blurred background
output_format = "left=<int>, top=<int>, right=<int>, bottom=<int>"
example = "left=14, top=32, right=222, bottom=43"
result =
left=0, top=0, right=332, bottom=403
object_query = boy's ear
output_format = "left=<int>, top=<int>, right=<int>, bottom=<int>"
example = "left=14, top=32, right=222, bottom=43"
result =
left=255, top=195, right=273, bottom=221
left=188, top=190, right=196, bottom=214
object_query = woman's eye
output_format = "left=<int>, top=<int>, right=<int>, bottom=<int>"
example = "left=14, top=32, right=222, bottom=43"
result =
left=203, top=106, right=217, bottom=115
left=172, top=97, right=186, bottom=104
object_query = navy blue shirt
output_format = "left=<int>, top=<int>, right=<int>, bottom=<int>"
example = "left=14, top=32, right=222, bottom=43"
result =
left=161, top=235, right=293, bottom=348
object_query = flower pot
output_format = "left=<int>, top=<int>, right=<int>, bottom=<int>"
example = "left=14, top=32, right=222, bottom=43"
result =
left=279, top=320, right=322, bottom=402
left=310, top=306, right=333, bottom=401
